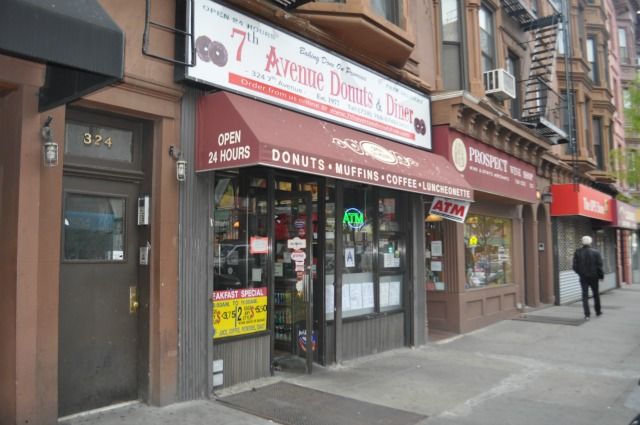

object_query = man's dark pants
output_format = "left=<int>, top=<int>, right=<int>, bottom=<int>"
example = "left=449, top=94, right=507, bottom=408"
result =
left=580, top=276, right=601, bottom=317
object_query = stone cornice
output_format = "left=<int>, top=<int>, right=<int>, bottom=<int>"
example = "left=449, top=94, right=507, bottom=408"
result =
left=433, top=92, right=553, bottom=166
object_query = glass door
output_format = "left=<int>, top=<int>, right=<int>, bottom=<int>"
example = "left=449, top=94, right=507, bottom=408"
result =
left=273, top=191, right=314, bottom=372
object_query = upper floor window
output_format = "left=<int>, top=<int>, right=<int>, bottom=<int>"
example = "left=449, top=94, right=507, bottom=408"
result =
left=479, top=4, right=495, bottom=73
left=506, top=53, right=520, bottom=118
left=441, top=0, right=463, bottom=90
left=557, top=23, right=566, bottom=55
left=619, top=28, right=629, bottom=64
left=592, top=117, right=604, bottom=169
left=583, top=97, right=591, bottom=157
left=578, top=7, right=586, bottom=58
left=318, top=0, right=400, bottom=25
left=623, top=89, right=631, bottom=109
left=561, top=90, right=577, bottom=155
left=371, top=0, right=399, bottom=25
left=603, top=44, right=610, bottom=89
left=587, top=37, right=599, bottom=84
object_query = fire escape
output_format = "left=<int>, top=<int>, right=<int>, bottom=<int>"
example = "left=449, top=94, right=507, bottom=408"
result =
left=268, top=0, right=314, bottom=9
left=502, top=0, right=568, bottom=144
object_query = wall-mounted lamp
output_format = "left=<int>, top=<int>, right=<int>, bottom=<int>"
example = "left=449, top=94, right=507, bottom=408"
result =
left=540, top=187, right=553, bottom=204
left=169, top=145, right=186, bottom=182
left=425, top=214, right=443, bottom=222
left=41, top=116, right=58, bottom=167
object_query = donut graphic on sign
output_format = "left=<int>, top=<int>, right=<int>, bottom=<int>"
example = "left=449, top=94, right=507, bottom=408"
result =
left=413, top=117, right=427, bottom=135
left=195, top=35, right=228, bottom=67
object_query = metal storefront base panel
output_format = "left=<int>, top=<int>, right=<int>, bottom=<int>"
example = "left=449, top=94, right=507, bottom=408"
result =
left=218, top=382, right=427, bottom=425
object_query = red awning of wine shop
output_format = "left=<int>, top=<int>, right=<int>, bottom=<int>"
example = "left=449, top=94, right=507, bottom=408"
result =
left=196, top=92, right=473, bottom=202
left=550, top=183, right=613, bottom=221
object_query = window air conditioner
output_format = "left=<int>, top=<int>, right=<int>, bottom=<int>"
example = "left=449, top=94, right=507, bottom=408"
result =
left=483, top=69, right=516, bottom=101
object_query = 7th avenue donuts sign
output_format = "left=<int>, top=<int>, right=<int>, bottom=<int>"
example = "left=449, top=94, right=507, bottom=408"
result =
left=186, top=0, right=432, bottom=150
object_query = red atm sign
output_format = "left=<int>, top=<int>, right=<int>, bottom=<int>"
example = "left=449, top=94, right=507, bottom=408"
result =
left=429, top=196, right=470, bottom=223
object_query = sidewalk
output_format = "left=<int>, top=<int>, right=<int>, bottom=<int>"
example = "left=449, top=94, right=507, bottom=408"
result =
left=61, top=284, right=640, bottom=425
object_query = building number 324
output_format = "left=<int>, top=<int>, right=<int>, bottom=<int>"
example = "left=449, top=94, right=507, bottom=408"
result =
left=83, top=132, right=113, bottom=148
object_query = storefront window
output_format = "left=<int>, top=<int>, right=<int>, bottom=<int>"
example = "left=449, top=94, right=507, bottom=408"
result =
left=212, top=173, right=269, bottom=291
left=341, top=184, right=404, bottom=318
left=378, top=189, right=403, bottom=312
left=633, top=233, right=639, bottom=271
left=342, top=184, right=376, bottom=317
left=464, top=215, right=512, bottom=289
left=425, top=217, right=445, bottom=291
left=212, top=173, right=269, bottom=339
left=595, top=229, right=616, bottom=274
left=325, top=182, right=336, bottom=320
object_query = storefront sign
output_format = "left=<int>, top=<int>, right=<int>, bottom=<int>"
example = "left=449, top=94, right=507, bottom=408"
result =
left=429, top=196, right=470, bottom=223
left=343, top=208, right=365, bottom=230
left=345, top=248, right=356, bottom=267
left=187, top=0, right=431, bottom=149
left=249, top=236, right=268, bottom=254
left=297, top=329, right=317, bottom=352
left=196, top=92, right=473, bottom=201
left=212, top=287, right=268, bottom=338
left=612, top=200, right=637, bottom=229
left=287, top=237, right=306, bottom=250
left=550, top=184, right=613, bottom=221
left=291, top=250, right=306, bottom=262
left=433, top=126, right=537, bottom=203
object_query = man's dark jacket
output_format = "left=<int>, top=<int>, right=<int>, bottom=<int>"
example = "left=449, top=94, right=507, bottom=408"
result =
left=573, top=245, right=604, bottom=280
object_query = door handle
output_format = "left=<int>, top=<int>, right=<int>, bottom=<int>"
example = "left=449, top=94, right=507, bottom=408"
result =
left=129, top=286, right=139, bottom=314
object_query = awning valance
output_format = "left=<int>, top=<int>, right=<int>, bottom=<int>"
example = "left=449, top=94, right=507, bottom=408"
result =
left=196, top=92, right=473, bottom=202
left=550, top=184, right=613, bottom=221
left=612, top=200, right=637, bottom=230
left=0, top=0, right=124, bottom=110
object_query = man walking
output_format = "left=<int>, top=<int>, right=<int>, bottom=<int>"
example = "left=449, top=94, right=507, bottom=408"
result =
left=572, top=235, right=604, bottom=320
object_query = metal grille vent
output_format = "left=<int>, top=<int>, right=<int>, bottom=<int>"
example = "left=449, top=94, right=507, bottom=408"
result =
left=554, top=217, right=591, bottom=271
left=268, top=0, right=314, bottom=9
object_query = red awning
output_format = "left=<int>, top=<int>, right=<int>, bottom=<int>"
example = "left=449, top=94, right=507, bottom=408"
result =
left=196, top=92, right=473, bottom=201
left=550, top=184, right=613, bottom=221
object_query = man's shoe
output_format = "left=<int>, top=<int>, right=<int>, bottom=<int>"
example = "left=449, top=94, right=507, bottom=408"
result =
left=584, top=316, right=590, bottom=321
left=596, top=312, right=602, bottom=317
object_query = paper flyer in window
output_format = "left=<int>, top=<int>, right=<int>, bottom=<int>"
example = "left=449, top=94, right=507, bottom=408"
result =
left=350, top=283, right=363, bottom=310
left=362, top=282, right=374, bottom=309
left=274, top=262, right=284, bottom=277
left=389, top=281, right=401, bottom=305
left=383, top=253, right=395, bottom=268
left=325, top=284, right=334, bottom=315
left=380, top=282, right=390, bottom=307
left=431, top=241, right=443, bottom=257
left=342, top=283, right=351, bottom=311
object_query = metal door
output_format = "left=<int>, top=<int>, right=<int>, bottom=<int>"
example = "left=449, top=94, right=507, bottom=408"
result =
left=59, top=175, right=140, bottom=416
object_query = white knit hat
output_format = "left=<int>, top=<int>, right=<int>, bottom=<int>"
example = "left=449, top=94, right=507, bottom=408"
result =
left=581, top=235, right=592, bottom=245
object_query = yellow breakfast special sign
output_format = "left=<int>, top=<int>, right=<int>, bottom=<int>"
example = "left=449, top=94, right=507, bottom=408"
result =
left=212, top=287, right=268, bottom=339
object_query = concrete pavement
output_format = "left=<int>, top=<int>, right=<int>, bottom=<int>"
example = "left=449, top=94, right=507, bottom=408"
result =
left=60, top=284, right=640, bottom=425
